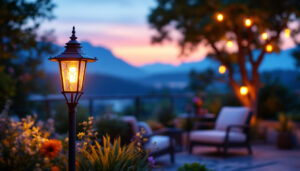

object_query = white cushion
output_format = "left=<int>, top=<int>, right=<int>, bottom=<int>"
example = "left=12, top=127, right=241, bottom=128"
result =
left=215, top=107, right=250, bottom=132
left=145, top=135, right=170, bottom=152
left=138, top=122, right=153, bottom=135
left=122, top=116, right=138, bottom=135
left=190, top=130, right=246, bottom=144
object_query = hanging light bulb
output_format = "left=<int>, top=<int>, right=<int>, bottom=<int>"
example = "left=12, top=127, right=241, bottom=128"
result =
left=218, top=65, right=226, bottom=74
left=216, top=13, right=224, bottom=22
left=240, top=86, right=248, bottom=95
left=261, top=32, right=268, bottom=40
left=226, top=40, right=233, bottom=48
left=265, top=44, right=273, bottom=53
left=244, top=18, right=252, bottom=27
left=284, top=28, right=291, bottom=38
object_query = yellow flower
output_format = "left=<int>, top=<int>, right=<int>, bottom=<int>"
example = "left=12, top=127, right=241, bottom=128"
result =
left=77, top=132, right=84, bottom=139
left=41, top=140, right=62, bottom=159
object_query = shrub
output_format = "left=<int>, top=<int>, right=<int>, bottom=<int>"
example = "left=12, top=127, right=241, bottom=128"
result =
left=178, top=163, right=212, bottom=171
left=95, top=117, right=130, bottom=144
left=77, top=135, right=151, bottom=171
left=0, top=114, right=67, bottom=170
left=178, top=163, right=213, bottom=171
left=276, top=113, right=293, bottom=133
left=53, top=103, right=89, bottom=134
left=258, top=83, right=298, bottom=120
left=154, top=100, right=175, bottom=127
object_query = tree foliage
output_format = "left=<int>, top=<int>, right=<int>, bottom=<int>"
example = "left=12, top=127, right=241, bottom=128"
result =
left=148, top=0, right=300, bottom=116
left=0, top=0, right=56, bottom=115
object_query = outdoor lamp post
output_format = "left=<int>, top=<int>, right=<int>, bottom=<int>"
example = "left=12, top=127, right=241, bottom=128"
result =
left=49, top=27, right=96, bottom=171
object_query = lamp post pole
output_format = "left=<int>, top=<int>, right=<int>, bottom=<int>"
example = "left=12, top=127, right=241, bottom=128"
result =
left=48, top=27, right=97, bottom=171
left=68, top=103, right=77, bottom=171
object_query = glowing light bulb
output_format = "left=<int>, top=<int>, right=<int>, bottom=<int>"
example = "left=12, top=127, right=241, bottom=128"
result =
left=240, top=86, right=248, bottom=95
left=244, top=18, right=252, bottom=27
left=284, top=28, right=290, bottom=38
left=68, top=67, right=77, bottom=83
left=265, top=44, right=273, bottom=53
left=226, top=40, right=233, bottom=48
left=261, top=32, right=268, bottom=40
left=216, top=13, right=224, bottom=22
left=218, top=65, right=226, bottom=74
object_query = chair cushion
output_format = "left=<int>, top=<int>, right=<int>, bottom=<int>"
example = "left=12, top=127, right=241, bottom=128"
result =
left=138, top=122, right=153, bottom=135
left=145, top=135, right=170, bottom=152
left=215, top=107, right=250, bottom=132
left=190, top=130, right=246, bottom=144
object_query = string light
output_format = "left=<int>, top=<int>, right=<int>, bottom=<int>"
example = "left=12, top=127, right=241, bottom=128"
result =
left=284, top=28, right=291, bottom=38
left=265, top=44, right=273, bottom=52
left=261, top=32, right=268, bottom=40
left=218, top=65, right=227, bottom=74
left=240, top=86, right=248, bottom=95
left=226, top=40, right=233, bottom=48
left=216, top=13, right=224, bottom=22
left=244, top=18, right=252, bottom=27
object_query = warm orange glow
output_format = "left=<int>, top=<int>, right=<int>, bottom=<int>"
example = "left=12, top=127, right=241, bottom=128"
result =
left=284, top=28, right=291, bottom=38
left=60, top=61, right=86, bottom=92
left=240, top=86, right=248, bottom=95
left=226, top=40, right=233, bottom=48
left=216, top=13, right=224, bottom=22
left=218, top=65, right=226, bottom=74
left=261, top=32, right=268, bottom=40
left=265, top=44, right=273, bottom=53
left=244, top=18, right=252, bottom=27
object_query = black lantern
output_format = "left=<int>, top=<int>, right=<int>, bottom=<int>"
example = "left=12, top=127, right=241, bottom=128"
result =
left=49, top=27, right=96, bottom=171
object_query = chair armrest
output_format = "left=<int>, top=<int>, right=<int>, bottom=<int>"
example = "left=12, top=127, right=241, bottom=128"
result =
left=224, top=124, right=251, bottom=143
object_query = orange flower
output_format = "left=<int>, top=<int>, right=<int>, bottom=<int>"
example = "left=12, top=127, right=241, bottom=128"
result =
left=51, top=166, right=60, bottom=171
left=41, top=139, right=62, bottom=159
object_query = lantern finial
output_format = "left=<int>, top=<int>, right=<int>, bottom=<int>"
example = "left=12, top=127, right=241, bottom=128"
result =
left=70, top=26, right=77, bottom=41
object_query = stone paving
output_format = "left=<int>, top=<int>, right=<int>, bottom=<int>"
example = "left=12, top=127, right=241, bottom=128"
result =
left=153, top=145, right=300, bottom=171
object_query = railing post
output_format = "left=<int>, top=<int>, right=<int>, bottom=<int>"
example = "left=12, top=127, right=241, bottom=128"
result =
left=89, top=99, right=94, bottom=116
left=134, top=97, right=140, bottom=119
left=45, top=99, right=51, bottom=119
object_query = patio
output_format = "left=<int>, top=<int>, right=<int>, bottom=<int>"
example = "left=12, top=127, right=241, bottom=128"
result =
left=154, top=144, right=300, bottom=171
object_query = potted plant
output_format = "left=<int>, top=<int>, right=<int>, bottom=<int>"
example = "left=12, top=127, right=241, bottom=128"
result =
left=276, top=113, right=294, bottom=149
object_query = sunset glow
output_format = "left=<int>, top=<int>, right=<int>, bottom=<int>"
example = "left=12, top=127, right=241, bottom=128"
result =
left=40, top=0, right=295, bottom=67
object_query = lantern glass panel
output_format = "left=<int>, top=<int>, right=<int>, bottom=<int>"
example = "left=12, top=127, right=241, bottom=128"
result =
left=60, top=60, right=86, bottom=92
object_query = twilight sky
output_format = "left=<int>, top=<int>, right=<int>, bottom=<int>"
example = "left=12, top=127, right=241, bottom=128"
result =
left=40, top=0, right=209, bottom=66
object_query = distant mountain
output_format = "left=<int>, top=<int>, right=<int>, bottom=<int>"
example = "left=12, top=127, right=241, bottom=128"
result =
left=47, top=73, right=152, bottom=96
left=140, top=58, right=217, bottom=74
left=140, top=72, right=190, bottom=89
left=44, top=42, right=147, bottom=79
left=140, top=48, right=296, bottom=74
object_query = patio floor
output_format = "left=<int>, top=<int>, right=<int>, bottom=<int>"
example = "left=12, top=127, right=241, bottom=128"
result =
left=153, top=144, right=300, bottom=171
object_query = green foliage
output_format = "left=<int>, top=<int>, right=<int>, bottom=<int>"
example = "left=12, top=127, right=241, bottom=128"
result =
left=149, top=0, right=300, bottom=114
left=95, top=117, right=131, bottom=144
left=0, top=113, right=67, bottom=171
left=257, top=83, right=298, bottom=119
left=0, top=0, right=57, bottom=116
left=276, top=113, right=293, bottom=133
left=189, top=69, right=216, bottom=92
left=53, top=103, right=89, bottom=134
left=178, top=163, right=213, bottom=171
left=77, top=135, right=150, bottom=171
left=154, top=99, right=175, bottom=127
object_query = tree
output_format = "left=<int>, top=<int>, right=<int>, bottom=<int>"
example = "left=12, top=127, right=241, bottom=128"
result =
left=148, top=0, right=300, bottom=117
left=0, top=0, right=56, bottom=115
